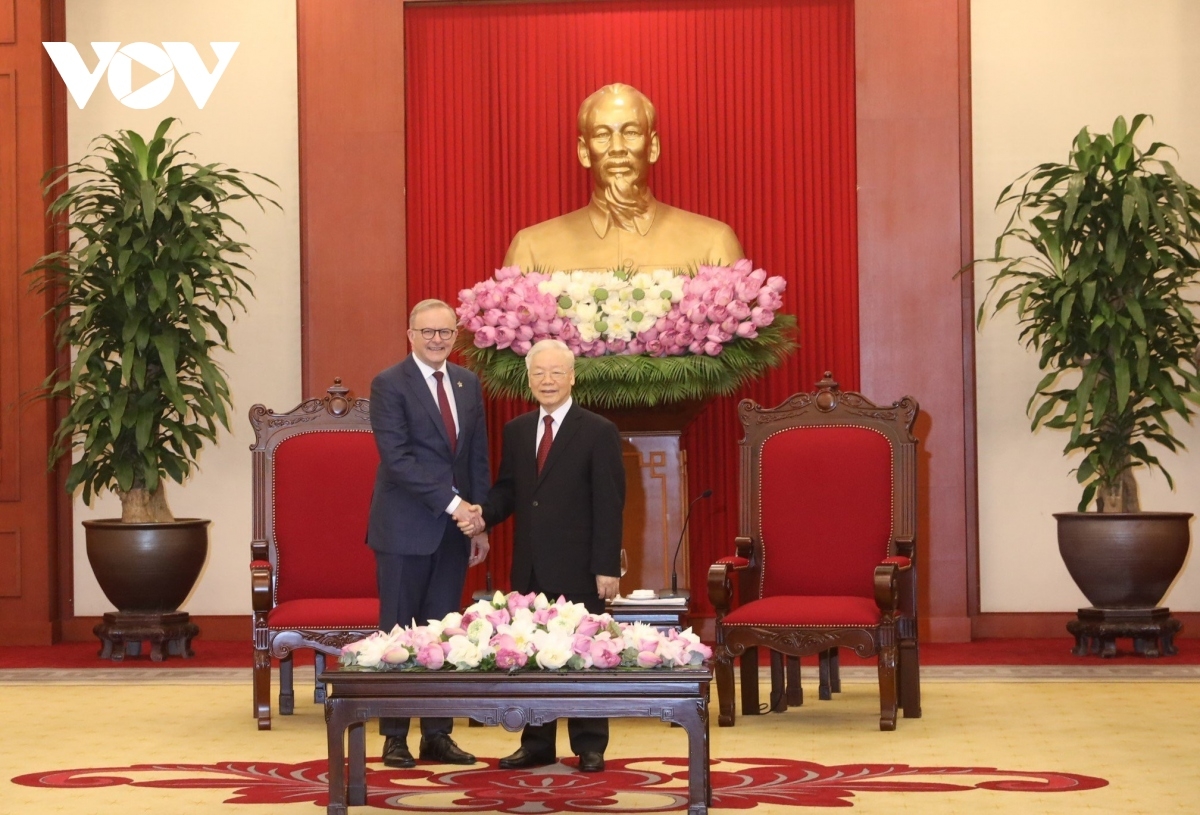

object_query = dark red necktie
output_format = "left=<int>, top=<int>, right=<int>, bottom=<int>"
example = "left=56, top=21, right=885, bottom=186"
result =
left=433, top=371, right=457, bottom=454
left=536, top=415, right=554, bottom=475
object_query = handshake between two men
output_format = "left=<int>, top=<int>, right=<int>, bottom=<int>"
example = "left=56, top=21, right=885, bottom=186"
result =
left=451, top=500, right=621, bottom=603
left=452, top=502, right=489, bottom=567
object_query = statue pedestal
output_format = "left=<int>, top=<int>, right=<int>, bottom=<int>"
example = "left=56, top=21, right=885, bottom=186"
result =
left=601, top=402, right=706, bottom=598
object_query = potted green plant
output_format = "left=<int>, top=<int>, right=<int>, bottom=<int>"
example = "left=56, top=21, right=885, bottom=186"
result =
left=976, top=114, right=1199, bottom=622
left=29, top=117, right=277, bottom=633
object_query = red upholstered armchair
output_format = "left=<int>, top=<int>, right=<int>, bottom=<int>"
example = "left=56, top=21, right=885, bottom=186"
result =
left=708, top=373, right=921, bottom=731
left=249, top=380, right=380, bottom=730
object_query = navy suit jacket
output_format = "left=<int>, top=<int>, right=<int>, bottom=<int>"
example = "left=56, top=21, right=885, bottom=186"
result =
left=483, top=404, right=625, bottom=595
left=366, top=356, right=490, bottom=556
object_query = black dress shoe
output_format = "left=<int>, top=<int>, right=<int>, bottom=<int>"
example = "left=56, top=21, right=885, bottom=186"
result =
left=418, top=734, right=476, bottom=765
left=577, top=751, right=605, bottom=773
left=381, top=736, right=415, bottom=769
left=498, top=746, right=556, bottom=770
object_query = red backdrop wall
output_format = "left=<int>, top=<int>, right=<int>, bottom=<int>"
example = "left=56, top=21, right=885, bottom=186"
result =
left=404, top=0, right=859, bottom=613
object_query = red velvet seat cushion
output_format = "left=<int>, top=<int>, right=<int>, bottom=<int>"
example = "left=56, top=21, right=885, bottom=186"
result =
left=722, top=595, right=881, bottom=627
left=268, top=597, right=380, bottom=629
left=759, top=426, right=893, bottom=599
left=272, top=431, right=380, bottom=604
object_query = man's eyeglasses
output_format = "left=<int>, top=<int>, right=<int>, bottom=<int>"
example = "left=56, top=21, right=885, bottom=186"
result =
left=414, top=328, right=457, bottom=341
left=530, top=370, right=570, bottom=381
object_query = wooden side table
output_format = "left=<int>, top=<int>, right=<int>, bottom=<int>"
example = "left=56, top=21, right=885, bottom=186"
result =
left=319, top=667, right=712, bottom=815
left=608, top=591, right=690, bottom=630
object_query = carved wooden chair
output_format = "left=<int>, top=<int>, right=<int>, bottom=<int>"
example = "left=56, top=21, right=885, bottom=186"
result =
left=707, top=372, right=921, bottom=731
left=249, top=380, right=380, bottom=730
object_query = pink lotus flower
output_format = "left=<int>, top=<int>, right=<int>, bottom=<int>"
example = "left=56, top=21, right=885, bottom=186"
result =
left=703, top=340, right=723, bottom=356
left=495, top=646, right=528, bottom=670
left=750, top=306, right=774, bottom=328
left=473, top=328, right=496, bottom=347
left=416, top=642, right=445, bottom=669
left=636, top=651, right=663, bottom=668
left=494, top=326, right=516, bottom=349
left=572, top=634, right=593, bottom=656
left=485, top=607, right=512, bottom=627
left=507, top=592, right=537, bottom=612
left=736, top=321, right=759, bottom=339
left=575, top=617, right=602, bottom=637
left=728, top=300, right=751, bottom=321
left=531, top=606, right=558, bottom=626
left=590, top=638, right=623, bottom=669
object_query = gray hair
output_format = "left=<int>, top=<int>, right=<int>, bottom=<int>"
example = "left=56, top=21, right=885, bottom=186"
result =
left=525, top=339, right=575, bottom=370
left=409, top=298, right=456, bottom=324
left=577, top=83, right=657, bottom=135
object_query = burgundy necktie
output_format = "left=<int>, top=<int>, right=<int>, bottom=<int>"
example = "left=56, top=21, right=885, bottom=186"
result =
left=433, top=371, right=457, bottom=454
left=536, top=415, right=554, bottom=475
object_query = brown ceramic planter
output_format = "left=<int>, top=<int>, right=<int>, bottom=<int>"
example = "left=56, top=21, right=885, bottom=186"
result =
left=84, top=518, right=210, bottom=612
left=1054, top=512, right=1192, bottom=608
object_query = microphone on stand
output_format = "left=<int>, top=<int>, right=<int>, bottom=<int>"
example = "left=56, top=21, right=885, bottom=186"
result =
left=666, top=489, right=712, bottom=598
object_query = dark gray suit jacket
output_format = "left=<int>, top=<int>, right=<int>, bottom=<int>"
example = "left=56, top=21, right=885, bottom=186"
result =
left=483, top=404, right=625, bottom=595
left=366, top=356, right=490, bottom=556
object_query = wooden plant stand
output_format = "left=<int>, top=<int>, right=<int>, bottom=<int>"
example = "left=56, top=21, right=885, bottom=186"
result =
left=1067, top=607, right=1181, bottom=658
left=94, top=611, right=199, bottom=661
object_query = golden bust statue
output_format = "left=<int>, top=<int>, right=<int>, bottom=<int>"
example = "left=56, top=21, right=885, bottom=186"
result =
left=503, top=83, right=745, bottom=273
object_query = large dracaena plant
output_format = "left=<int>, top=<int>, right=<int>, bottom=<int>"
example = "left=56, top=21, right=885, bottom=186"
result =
left=977, top=114, right=1200, bottom=513
left=29, top=117, right=278, bottom=523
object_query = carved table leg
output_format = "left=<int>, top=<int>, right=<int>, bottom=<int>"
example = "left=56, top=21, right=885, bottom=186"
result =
left=675, top=697, right=709, bottom=814
left=348, top=721, right=366, bottom=807
left=325, top=701, right=348, bottom=815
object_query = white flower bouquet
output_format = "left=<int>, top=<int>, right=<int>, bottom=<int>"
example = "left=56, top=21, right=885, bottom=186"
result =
left=339, top=591, right=712, bottom=672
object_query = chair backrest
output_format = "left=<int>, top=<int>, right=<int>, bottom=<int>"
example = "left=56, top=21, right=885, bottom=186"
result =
left=249, top=380, right=380, bottom=606
left=738, top=372, right=918, bottom=600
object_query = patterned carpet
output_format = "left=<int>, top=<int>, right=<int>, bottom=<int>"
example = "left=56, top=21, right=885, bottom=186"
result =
left=5, top=665, right=1199, bottom=813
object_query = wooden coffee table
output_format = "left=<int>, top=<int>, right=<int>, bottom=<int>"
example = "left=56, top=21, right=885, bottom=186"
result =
left=318, top=666, right=712, bottom=814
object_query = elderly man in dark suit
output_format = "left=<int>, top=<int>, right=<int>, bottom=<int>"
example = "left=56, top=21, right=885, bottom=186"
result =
left=367, top=298, right=490, bottom=768
left=471, top=338, right=625, bottom=773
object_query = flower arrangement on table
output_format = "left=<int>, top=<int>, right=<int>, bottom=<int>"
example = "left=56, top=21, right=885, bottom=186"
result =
left=339, top=591, right=712, bottom=672
left=454, top=260, right=797, bottom=408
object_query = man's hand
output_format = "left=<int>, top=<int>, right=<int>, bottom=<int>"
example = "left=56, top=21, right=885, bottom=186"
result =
left=595, top=574, right=619, bottom=601
left=468, top=533, right=490, bottom=567
left=453, top=503, right=485, bottom=536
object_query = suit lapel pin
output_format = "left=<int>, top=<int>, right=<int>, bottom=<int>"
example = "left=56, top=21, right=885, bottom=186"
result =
left=456, top=381, right=463, bottom=388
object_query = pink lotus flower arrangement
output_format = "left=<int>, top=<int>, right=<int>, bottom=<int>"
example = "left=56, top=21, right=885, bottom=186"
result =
left=455, top=260, right=786, bottom=358
left=339, top=591, right=712, bottom=672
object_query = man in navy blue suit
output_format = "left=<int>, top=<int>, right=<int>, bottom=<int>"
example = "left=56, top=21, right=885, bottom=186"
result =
left=367, top=298, right=491, bottom=768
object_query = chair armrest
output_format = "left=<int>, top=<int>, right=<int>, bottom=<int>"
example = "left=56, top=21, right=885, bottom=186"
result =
left=250, top=559, right=273, bottom=613
left=882, top=555, right=911, bottom=570
left=873, top=562, right=899, bottom=614
left=707, top=562, right=735, bottom=615
left=734, top=535, right=754, bottom=560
